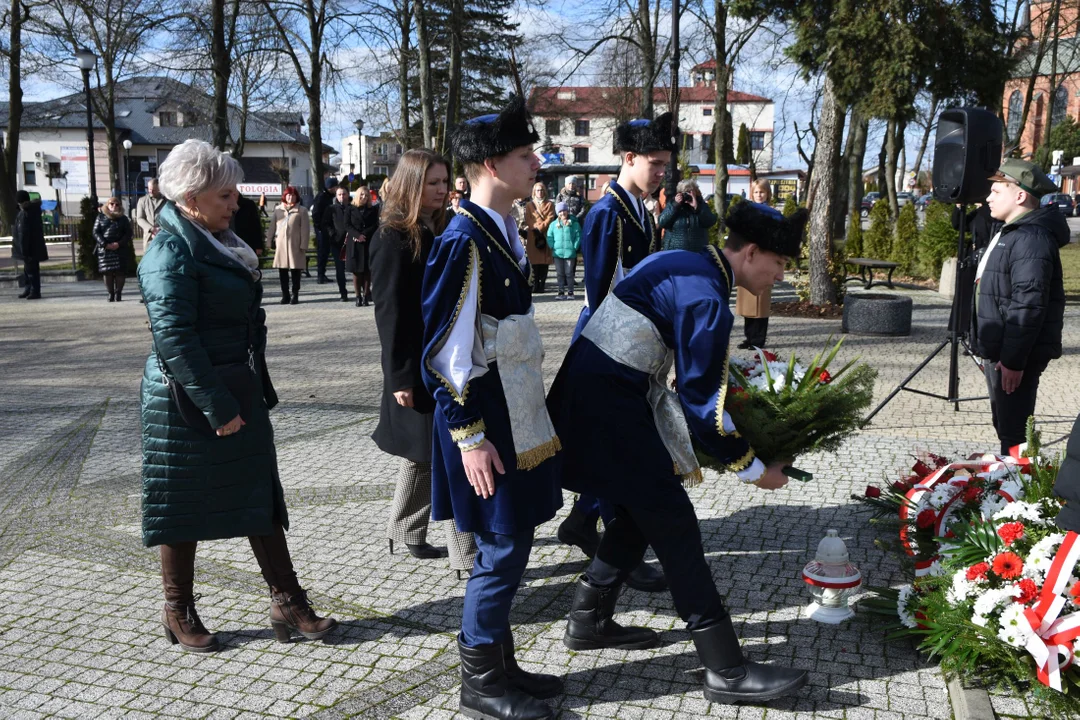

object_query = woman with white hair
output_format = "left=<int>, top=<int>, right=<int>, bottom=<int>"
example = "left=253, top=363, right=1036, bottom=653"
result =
left=657, top=177, right=716, bottom=252
left=138, top=139, right=336, bottom=653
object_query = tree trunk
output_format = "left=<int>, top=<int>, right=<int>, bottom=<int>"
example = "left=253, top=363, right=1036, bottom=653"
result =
left=876, top=134, right=887, bottom=197
left=441, top=0, right=462, bottom=160
left=1044, top=3, right=1061, bottom=146
left=806, top=74, right=844, bottom=306
left=637, top=0, right=656, bottom=118
left=1016, top=0, right=1059, bottom=151
left=832, top=107, right=854, bottom=241
left=210, top=0, right=237, bottom=150
left=885, top=117, right=906, bottom=220
left=398, top=0, right=411, bottom=149
left=712, top=0, right=728, bottom=225
left=846, top=111, right=868, bottom=221
left=910, top=96, right=938, bottom=181
left=0, top=0, right=25, bottom=229
left=413, top=0, right=435, bottom=149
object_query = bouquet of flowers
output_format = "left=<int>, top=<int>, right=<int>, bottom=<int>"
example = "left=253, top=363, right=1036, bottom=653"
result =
left=859, top=426, right=1080, bottom=717
left=698, top=339, right=876, bottom=480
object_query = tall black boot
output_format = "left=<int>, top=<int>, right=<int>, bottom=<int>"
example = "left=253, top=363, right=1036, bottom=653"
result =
left=279, top=271, right=291, bottom=304
left=557, top=503, right=601, bottom=558
left=291, top=271, right=301, bottom=305
left=458, top=636, right=552, bottom=720
left=691, top=620, right=807, bottom=704
left=502, top=628, right=563, bottom=699
left=624, top=560, right=668, bottom=593
left=562, top=577, right=658, bottom=651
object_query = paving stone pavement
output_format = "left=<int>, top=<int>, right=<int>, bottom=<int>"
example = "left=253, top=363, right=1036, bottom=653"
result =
left=1, top=272, right=1076, bottom=720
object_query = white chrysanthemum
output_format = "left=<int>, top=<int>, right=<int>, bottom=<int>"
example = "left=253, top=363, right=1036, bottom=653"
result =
left=729, top=356, right=754, bottom=371
left=947, top=571, right=976, bottom=604
left=748, top=374, right=770, bottom=390
left=994, top=501, right=1044, bottom=525
left=997, top=478, right=1025, bottom=504
left=997, top=603, right=1035, bottom=648
left=929, top=484, right=961, bottom=509
left=897, top=585, right=918, bottom=629
left=927, top=560, right=945, bottom=577
left=980, top=495, right=1008, bottom=520
left=973, top=586, right=1021, bottom=619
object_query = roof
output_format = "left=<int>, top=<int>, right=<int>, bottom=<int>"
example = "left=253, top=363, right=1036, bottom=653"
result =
left=529, top=85, right=771, bottom=118
left=1010, top=36, right=1080, bottom=78
left=691, top=59, right=717, bottom=71
left=2, top=76, right=333, bottom=151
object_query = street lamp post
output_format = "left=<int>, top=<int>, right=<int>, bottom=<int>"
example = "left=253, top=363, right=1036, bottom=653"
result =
left=75, top=47, right=99, bottom=207
left=122, top=138, right=132, bottom=213
left=354, top=119, right=365, bottom=182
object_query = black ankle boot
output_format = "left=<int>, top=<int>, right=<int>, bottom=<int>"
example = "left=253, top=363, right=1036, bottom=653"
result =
left=562, top=577, right=658, bottom=651
left=458, top=636, right=552, bottom=720
left=557, top=504, right=601, bottom=558
left=624, top=561, right=668, bottom=593
left=407, top=542, right=448, bottom=559
left=691, top=620, right=808, bottom=704
left=502, top=630, right=562, bottom=699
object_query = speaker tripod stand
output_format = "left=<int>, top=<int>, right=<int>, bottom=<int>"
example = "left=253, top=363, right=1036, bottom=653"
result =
left=865, top=207, right=988, bottom=422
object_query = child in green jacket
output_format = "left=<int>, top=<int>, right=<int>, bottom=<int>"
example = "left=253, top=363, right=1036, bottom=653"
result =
left=547, top=202, right=582, bottom=299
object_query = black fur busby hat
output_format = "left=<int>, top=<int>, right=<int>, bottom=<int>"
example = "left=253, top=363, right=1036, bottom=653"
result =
left=450, top=95, right=540, bottom=164
left=726, top=201, right=809, bottom=258
left=613, top=112, right=678, bottom=155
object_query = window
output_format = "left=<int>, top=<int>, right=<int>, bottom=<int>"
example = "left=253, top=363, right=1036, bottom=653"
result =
left=375, top=166, right=388, bottom=176
left=575, top=120, right=590, bottom=136
left=700, top=133, right=712, bottom=152
left=159, top=111, right=178, bottom=127
left=1007, top=90, right=1023, bottom=140
left=22, top=162, right=36, bottom=186
left=588, top=178, right=597, bottom=190
left=750, top=131, right=766, bottom=151
left=1053, top=84, right=1069, bottom=127
left=683, top=134, right=695, bottom=151
left=573, top=147, right=590, bottom=163
left=47, top=162, right=61, bottom=179
left=545, top=118, right=561, bottom=136
left=703, top=107, right=713, bottom=117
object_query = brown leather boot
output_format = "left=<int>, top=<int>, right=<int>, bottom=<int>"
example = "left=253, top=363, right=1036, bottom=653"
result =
left=160, top=543, right=219, bottom=652
left=270, top=590, right=338, bottom=642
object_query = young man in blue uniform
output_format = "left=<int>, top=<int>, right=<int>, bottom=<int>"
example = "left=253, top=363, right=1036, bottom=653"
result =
left=421, top=95, right=563, bottom=720
left=548, top=201, right=811, bottom=705
left=557, top=113, right=674, bottom=593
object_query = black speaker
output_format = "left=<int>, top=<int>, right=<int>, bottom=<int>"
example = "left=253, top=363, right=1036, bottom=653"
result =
left=932, top=108, right=1003, bottom=204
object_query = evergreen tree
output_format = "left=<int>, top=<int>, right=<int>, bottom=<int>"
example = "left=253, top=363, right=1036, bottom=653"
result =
left=844, top=211, right=864, bottom=257
left=782, top=195, right=798, bottom=217
left=891, top=203, right=918, bottom=272
left=863, top=198, right=893, bottom=260
left=918, top=200, right=959, bottom=280
left=736, top=123, right=751, bottom=165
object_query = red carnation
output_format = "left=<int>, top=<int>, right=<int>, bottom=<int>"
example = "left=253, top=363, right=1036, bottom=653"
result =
left=966, top=562, right=990, bottom=581
left=912, top=460, right=933, bottom=477
left=762, top=350, right=779, bottom=362
left=992, top=552, right=1024, bottom=580
left=929, top=453, right=950, bottom=468
left=1016, top=578, right=1039, bottom=604
left=865, top=485, right=881, bottom=498
left=1070, top=582, right=1080, bottom=607
left=819, top=369, right=832, bottom=384
left=916, top=509, right=936, bottom=529
left=997, top=522, right=1025, bottom=546
left=962, top=486, right=982, bottom=503
left=730, top=385, right=745, bottom=395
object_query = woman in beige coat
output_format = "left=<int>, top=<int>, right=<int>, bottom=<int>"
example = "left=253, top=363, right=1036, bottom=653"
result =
left=268, top=185, right=311, bottom=305
left=524, top=181, right=555, bottom=293
left=735, top=179, right=774, bottom=348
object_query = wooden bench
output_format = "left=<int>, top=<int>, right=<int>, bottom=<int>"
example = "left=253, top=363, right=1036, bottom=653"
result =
left=845, top=257, right=900, bottom=290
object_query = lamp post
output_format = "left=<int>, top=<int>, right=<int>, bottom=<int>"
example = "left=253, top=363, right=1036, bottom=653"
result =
left=122, top=138, right=132, bottom=213
left=75, top=47, right=99, bottom=207
left=354, top=119, right=365, bottom=182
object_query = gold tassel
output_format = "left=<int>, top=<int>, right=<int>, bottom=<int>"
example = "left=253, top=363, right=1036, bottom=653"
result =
left=516, top=435, right=562, bottom=471
left=674, top=463, right=705, bottom=488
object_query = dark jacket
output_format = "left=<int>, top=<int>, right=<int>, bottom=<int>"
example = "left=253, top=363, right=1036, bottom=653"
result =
left=370, top=222, right=436, bottom=462
left=94, top=213, right=133, bottom=273
left=231, top=195, right=265, bottom=253
left=311, top=189, right=335, bottom=229
left=1054, top=413, right=1080, bottom=533
left=138, top=202, right=285, bottom=547
left=973, top=206, right=1068, bottom=371
left=658, top=196, right=717, bottom=252
left=346, top=203, right=380, bottom=273
left=555, top=189, right=587, bottom=222
left=13, top=200, right=48, bottom=262
left=322, top=200, right=351, bottom=247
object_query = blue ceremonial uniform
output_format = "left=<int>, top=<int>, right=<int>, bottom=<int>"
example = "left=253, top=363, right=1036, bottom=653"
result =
left=421, top=198, right=562, bottom=647
left=573, top=181, right=657, bottom=339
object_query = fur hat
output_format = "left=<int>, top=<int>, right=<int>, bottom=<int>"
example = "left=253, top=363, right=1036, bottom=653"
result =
left=726, top=201, right=809, bottom=258
left=16, top=190, right=30, bottom=204
left=613, top=112, right=678, bottom=155
left=450, top=95, right=540, bottom=164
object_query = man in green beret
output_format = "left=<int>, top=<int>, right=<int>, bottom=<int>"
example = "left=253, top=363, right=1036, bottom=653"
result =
left=976, top=158, right=1068, bottom=454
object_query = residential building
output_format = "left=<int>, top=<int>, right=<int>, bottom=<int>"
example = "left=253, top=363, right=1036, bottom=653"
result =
left=337, top=131, right=405, bottom=181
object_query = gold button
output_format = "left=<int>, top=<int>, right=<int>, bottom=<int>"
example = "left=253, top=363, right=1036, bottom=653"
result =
left=504, top=278, right=510, bottom=287
left=627, top=245, right=632, bottom=253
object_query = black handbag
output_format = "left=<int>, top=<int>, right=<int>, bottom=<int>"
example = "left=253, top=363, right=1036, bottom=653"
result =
left=151, top=313, right=258, bottom=438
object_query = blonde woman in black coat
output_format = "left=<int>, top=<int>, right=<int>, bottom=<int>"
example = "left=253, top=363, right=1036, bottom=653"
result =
left=370, top=149, right=477, bottom=574
left=348, top=184, right=380, bottom=306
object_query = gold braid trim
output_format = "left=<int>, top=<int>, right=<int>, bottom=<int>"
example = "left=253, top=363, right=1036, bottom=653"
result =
left=604, top=183, right=645, bottom=234
left=454, top=207, right=530, bottom=280
left=606, top=217, right=623, bottom=299
left=450, top=420, right=487, bottom=442
left=674, top=463, right=705, bottom=488
left=517, top=435, right=562, bottom=471
left=424, top=240, right=480, bottom=406
left=728, top=447, right=756, bottom=474
left=704, top=245, right=736, bottom=438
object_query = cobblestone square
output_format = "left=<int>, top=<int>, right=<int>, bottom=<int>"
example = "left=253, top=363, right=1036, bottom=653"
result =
left=1, top=276, right=1075, bottom=718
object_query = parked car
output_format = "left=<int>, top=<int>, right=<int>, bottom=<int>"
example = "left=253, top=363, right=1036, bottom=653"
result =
left=896, top=192, right=914, bottom=207
left=914, top=194, right=932, bottom=210
left=863, top=192, right=881, bottom=205
left=1041, top=193, right=1074, bottom=214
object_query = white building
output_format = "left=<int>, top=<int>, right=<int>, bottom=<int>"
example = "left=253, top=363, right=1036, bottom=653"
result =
left=338, top=131, right=405, bottom=181
left=1, top=77, right=333, bottom=215
left=528, top=60, right=775, bottom=201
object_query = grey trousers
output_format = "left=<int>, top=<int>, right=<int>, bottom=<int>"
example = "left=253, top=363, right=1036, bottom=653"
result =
left=388, top=458, right=477, bottom=570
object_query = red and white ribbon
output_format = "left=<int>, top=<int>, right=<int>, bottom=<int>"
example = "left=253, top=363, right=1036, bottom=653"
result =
left=1023, top=531, right=1080, bottom=691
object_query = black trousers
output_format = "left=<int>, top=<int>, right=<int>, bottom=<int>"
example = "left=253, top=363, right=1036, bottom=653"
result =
left=279, top=269, right=301, bottom=298
left=532, top=264, right=550, bottom=293
left=985, top=358, right=1048, bottom=454
left=328, top=245, right=347, bottom=296
left=23, top=258, right=41, bottom=294
left=316, top=230, right=330, bottom=279
left=744, top=317, right=769, bottom=346
left=586, top=499, right=727, bottom=629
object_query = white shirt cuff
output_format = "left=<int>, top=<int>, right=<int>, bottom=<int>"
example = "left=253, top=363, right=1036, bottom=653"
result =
left=736, top=458, right=766, bottom=483
left=457, top=432, right=485, bottom=451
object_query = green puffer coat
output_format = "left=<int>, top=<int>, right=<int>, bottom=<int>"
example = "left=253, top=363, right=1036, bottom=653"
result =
left=138, top=202, right=287, bottom=547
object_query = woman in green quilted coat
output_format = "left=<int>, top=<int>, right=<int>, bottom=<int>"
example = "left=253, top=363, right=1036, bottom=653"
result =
left=139, top=139, right=336, bottom=652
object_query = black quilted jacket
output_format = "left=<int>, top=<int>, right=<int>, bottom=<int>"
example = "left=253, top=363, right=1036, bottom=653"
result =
left=972, top=206, right=1068, bottom=370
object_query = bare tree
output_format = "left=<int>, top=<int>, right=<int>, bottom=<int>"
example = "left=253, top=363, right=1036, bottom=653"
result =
left=805, top=71, right=845, bottom=305
left=412, top=0, right=435, bottom=148
left=0, top=0, right=31, bottom=228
